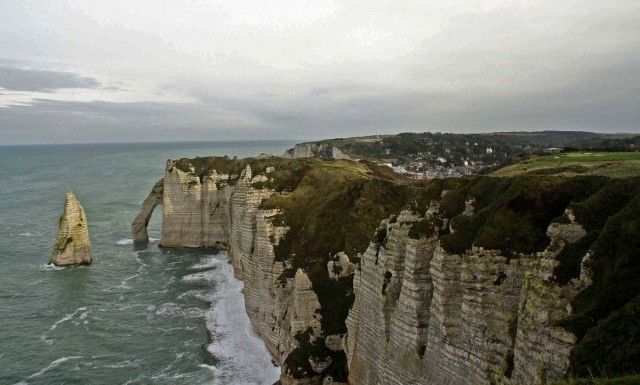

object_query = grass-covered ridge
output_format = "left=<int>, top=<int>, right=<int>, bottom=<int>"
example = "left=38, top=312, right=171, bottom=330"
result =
left=404, top=174, right=640, bottom=379
left=259, top=158, right=421, bottom=337
left=493, top=152, right=640, bottom=178
left=551, top=376, right=640, bottom=385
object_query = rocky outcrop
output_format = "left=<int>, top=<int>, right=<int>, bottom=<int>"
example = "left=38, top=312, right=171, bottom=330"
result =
left=344, top=206, right=596, bottom=385
left=282, top=143, right=350, bottom=160
left=133, top=157, right=333, bottom=384
left=50, top=192, right=92, bottom=266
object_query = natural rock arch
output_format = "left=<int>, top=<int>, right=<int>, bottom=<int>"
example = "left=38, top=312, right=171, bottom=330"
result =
left=131, top=178, right=164, bottom=243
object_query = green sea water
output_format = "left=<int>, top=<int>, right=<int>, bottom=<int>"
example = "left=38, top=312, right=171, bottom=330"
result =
left=0, top=141, right=296, bottom=385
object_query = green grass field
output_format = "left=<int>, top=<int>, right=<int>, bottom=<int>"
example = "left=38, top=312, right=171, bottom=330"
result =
left=552, top=375, right=640, bottom=385
left=493, top=152, right=640, bottom=177
left=537, top=152, right=640, bottom=163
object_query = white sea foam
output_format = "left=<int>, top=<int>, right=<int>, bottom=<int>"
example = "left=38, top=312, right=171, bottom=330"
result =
left=116, top=273, right=140, bottom=289
left=41, top=307, right=88, bottom=345
left=182, top=270, right=216, bottom=284
left=116, top=237, right=159, bottom=245
left=154, top=302, right=204, bottom=318
left=190, top=255, right=218, bottom=270
left=101, top=359, right=142, bottom=369
left=116, top=303, right=147, bottom=312
left=20, top=232, right=40, bottom=237
left=177, top=289, right=210, bottom=301
left=28, top=356, right=82, bottom=378
left=203, top=253, right=280, bottom=385
left=39, top=263, right=65, bottom=271
left=198, top=363, right=221, bottom=378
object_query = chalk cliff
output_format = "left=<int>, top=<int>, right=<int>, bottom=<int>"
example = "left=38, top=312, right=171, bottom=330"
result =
left=282, top=142, right=350, bottom=160
left=134, top=157, right=640, bottom=384
left=345, top=177, right=640, bottom=384
left=51, top=192, right=92, bottom=266
left=134, top=157, right=351, bottom=384
left=132, top=179, right=163, bottom=243
left=345, top=209, right=587, bottom=385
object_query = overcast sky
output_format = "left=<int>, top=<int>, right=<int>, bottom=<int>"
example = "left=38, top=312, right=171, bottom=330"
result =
left=1, top=1, right=639, bottom=144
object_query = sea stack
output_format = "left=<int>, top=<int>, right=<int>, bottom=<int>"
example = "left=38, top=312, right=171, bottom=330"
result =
left=50, top=192, right=92, bottom=266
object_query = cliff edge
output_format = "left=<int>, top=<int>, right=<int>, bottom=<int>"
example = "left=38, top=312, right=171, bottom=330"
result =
left=134, top=156, right=640, bottom=384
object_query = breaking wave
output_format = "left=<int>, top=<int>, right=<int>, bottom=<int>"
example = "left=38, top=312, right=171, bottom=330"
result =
left=202, top=253, right=280, bottom=385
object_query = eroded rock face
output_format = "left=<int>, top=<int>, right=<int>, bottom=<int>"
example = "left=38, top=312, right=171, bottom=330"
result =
left=282, top=143, right=350, bottom=160
left=135, top=159, right=637, bottom=385
left=134, top=159, right=325, bottom=382
left=345, top=207, right=592, bottom=385
left=132, top=178, right=163, bottom=243
left=50, top=192, right=92, bottom=266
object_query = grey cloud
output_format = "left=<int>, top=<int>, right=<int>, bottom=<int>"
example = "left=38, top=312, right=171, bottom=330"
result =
left=4, top=41, right=640, bottom=146
left=185, top=66, right=639, bottom=139
left=0, top=66, right=100, bottom=92
left=0, top=99, right=276, bottom=145
left=1, top=69, right=638, bottom=146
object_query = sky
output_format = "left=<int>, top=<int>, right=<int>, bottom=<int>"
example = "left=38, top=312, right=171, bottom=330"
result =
left=0, top=0, right=639, bottom=144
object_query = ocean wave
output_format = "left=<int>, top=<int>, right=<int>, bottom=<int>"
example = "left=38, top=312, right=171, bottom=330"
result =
left=41, top=307, right=88, bottom=345
left=190, top=255, right=219, bottom=270
left=101, top=359, right=142, bottom=369
left=116, top=237, right=159, bottom=245
left=203, top=254, right=280, bottom=385
left=182, top=270, right=216, bottom=284
left=39, top=263, right=66, bottom=271
left=20, top=232, right=41, bottom=237
left=28, top=356, right=83, bottom=378
left=116, top=303, right=148, bottom=312
left=115, top=273, right=141, bottom=289
left=154, top=303, right=205, bottom=318
left=177, top=289, right=211, bottom=302
left=198, top=363, right=221, bottom=378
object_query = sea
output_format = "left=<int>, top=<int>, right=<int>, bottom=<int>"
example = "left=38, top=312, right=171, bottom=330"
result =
left=0, top=141, right=298, bottom=385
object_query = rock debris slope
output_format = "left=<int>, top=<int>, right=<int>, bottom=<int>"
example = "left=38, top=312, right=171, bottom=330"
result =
left=51, top=192, right=92, bottom=266
left=134, top=157, right=640, bottom=384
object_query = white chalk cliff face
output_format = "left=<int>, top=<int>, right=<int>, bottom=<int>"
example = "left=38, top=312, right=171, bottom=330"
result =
left=282, top=143, right=350, bottom=160
left=345, top=206, right=592, bottom=385
left=131, top=179, right=163, bottom=243
left=51, top=192, right=92, bottom=266
left=132, top=159, right=333, bottom=384
left=134, top=158, right=635, bottom=385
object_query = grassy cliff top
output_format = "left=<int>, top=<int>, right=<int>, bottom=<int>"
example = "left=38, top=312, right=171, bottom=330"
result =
left=552, top=376, right=640, bottom=385
left=492, top=152, right=640, bottom=178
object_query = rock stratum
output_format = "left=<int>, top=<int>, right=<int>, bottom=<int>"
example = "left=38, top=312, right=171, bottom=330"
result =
left=134, top=156, right=640, bottom=384
left=51, top=192, right=92, bottom=266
